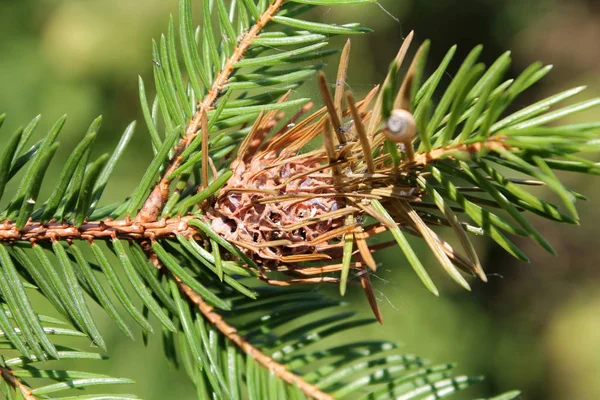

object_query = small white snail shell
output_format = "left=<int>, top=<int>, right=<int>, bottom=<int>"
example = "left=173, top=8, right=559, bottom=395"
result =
left=383, top=109, right=417, bottom=143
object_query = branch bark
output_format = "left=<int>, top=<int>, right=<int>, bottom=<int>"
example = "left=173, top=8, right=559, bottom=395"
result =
left=406, top=138, right=508, bottom=168
left=0, top=216, right=198, bottom=243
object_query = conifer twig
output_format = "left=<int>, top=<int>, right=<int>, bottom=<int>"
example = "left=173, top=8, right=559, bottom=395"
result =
left=138, top=0, right=285, bottom=223
left=0, top=217, right=199, bottom=242
left=0, top=137, right=511, bottom=246
left=406, top=137, right=509, bottom=167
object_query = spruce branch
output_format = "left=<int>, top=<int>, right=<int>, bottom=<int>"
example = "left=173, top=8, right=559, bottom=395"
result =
left=0, top=0, right=599, bottom=398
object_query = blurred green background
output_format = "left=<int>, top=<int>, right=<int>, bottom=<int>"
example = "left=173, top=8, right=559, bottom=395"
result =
left=2, top=0, right=600, bottom=399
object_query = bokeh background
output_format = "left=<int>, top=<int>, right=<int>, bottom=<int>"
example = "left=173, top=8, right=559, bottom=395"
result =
left=1, top=0, right=600, bottom=399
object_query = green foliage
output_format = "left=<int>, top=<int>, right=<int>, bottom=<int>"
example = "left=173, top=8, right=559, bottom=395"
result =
left=0, top=308, right=134, bottom=399
left=0, top=0, right=598, bottom=399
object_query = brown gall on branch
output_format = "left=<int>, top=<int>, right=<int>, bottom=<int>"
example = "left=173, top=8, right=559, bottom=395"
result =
left=0, top=36, right=514, bottom=325
left=137, top=0, right=285, bottom=223
left=0, top=33, right=515, bottom=332
left=204, top=36, right=509, bottom=322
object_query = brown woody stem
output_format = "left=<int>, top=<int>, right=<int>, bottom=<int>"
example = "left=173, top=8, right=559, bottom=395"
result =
left=137, top=0, right=285, bottom=223
left=0, top=217, right=198, bottom=243
left=405, top=138, right=508, bottom=168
